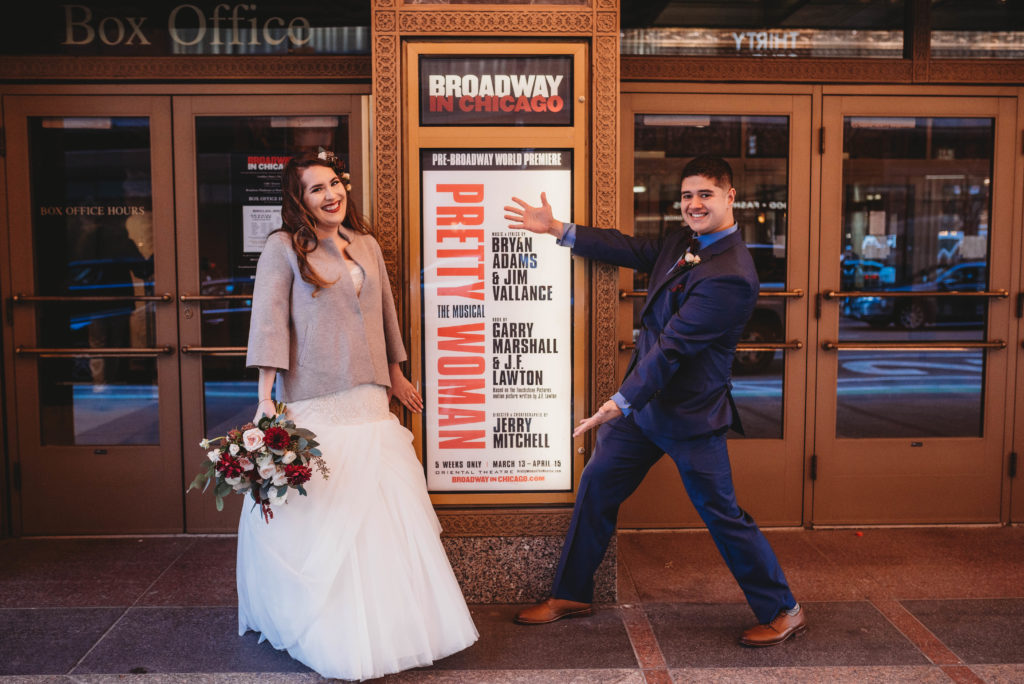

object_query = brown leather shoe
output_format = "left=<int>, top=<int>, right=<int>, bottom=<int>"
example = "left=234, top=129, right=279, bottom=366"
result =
left=514, top=598, right=593, bottom=624
left=739, top=608, right=808, bottom=647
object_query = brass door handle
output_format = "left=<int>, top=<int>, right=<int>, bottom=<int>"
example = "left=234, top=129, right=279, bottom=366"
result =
left=620, top=288, right=804, bottom=300
left=180, top=345, right=247, bottom=356
left=822, top=289, right=1009, bottom=299
left=179, top=294, right=253, bottom=301
left=15, top=346, right=174, bottom=357
left=620, top=340, right=803, bottom=352
left=13, top=292, right=173, bottom=302
left=821, top=340, right=1006, bottom=351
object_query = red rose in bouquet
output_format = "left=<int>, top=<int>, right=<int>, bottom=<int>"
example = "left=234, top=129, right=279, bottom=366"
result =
left=188, top=401, right=327, bottom=523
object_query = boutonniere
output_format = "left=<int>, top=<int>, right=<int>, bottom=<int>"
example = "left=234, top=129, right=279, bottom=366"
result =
left=674, top=251, right=701, bottom=273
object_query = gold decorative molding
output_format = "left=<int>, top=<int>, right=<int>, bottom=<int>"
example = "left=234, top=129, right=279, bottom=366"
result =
left=371, top=10, right=402, bottom=294
left=591, top=30, right=620, bottom=408
left=927, top=60, right=1024, bottom=83
left=0, top=55, right=371, bottom=81
left=398, top=10, right=593, bottom=34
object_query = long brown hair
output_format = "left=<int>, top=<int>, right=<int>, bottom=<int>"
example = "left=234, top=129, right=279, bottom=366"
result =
left=275, top=151, right=370, bottom=295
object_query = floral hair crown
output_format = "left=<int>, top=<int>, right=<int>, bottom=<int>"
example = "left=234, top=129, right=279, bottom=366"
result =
left=316, top=148, right=352, bottom=191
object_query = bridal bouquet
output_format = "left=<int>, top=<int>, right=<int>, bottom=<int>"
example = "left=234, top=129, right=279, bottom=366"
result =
left=187, top=401, right=328, bottom=523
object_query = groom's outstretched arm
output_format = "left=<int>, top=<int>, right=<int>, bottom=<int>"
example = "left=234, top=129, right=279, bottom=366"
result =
left=504, top=194, right=662, bottom=272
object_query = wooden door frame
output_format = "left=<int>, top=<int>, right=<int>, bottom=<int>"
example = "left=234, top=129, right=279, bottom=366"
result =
left=813, top=94, right=1017, bottom=524
left=616, top=90, right=814, bottom=528
left=1010, top=89, right=1024, bottom=524
left=3, top=95, right=182, bottom=534
left=172, top=93, right=367, bottom=532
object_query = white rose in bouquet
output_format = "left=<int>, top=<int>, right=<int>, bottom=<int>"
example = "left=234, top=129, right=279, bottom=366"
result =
left=267, top=489, right=288, bottom=506
left=225, top=475, right=241, bottom=485
left=258, top=462, right=276, bottom=480
left=242, top=428, right=265, bottom=451
left=272, top=467, right=289, bottom=487
left=207, top=449, right=221, bottom=463
left=281, top=450, right=297, bottom=464
left=238, top=456, right=254, bottom=471
left=229, top=443, right=240, bottom=456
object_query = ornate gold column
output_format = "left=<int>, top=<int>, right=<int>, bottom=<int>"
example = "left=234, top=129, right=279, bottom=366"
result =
left=370, top=0, right=621, bottom=603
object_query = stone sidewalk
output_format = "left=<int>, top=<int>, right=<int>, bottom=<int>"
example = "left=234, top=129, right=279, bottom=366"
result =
left=1, top=526, right=1022, bottom=682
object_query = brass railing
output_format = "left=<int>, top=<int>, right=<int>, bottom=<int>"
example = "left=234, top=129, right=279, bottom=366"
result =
left=619, top=340, right=803, bottom=352
left=620, top=288, right=803, bottom=300
left=180, top=345, right=247, bottom=356
left=822, top=289, right=1008, bottom=299
left=13, top=293, right=173, bottom=303
left=15, top=346, right=173, bottom=357
left=821, top=340, right=1006, bottom=352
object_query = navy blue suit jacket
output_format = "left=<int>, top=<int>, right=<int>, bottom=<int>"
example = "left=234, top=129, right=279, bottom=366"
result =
left=572, top=225, right=758, bottom=440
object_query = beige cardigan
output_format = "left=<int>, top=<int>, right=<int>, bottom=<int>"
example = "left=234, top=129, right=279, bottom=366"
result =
left=245, top=227, right=407, bottom=402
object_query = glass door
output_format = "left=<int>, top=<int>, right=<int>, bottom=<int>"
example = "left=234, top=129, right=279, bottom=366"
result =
left=618, top=93, right=813, bottom=527
left=5, top=96, right=181, bottom=534
left=173, top=96, right=364, bottom=532
left=814, top=96, right=1016, bottom=523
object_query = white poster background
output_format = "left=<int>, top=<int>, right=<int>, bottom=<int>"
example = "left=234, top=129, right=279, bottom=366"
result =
left=242, top=205, right=281, bottom=253
left=422, top=150, right=572, bottom=492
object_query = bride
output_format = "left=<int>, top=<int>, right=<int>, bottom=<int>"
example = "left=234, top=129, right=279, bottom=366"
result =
left=238, top=150, right=478, bottom=680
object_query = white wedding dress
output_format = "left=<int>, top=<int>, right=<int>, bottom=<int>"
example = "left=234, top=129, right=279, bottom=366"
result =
left=237, top=263, right=478, bottom=681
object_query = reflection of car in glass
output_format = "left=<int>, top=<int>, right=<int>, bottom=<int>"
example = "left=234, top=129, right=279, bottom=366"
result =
left=847, top=261, right=987, bottom=330
left=199, top=277, right=254, bottom=325
left=734, top=244, right=785, bottom=375
left=840, top=259, right=895, bottom=291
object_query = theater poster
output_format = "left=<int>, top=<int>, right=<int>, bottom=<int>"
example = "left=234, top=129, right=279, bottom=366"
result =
left=421, top=148, right=573, bottom=492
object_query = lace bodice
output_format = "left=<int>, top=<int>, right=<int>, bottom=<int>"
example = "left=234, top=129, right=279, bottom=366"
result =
left=286, top=384, right=391, bottom=426
left=347, top=261, right=364, bottom=295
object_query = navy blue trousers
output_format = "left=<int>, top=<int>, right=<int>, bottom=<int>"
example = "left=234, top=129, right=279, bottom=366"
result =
left=552, top=412, right=795, bottom=624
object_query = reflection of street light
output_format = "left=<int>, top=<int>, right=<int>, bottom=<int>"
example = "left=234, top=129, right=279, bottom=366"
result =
left=757, top=213, right=766, bottom=224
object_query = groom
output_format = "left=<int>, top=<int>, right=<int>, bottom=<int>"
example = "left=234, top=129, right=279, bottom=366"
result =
left=503, top=155, right=805, bottom=646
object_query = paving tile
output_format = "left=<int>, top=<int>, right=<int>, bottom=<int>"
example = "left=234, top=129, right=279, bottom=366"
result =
left=72, top=607, right=310, bottom=674
left=379, top=670, right=645, bottom=683
left=0, top=538, right=194, bottom=608
left=969, top=664, right=1024, bottom=683
left=802, top=528, right=1024, bottom=600
left=901, top=599, right=1024, bottom=664
left=70, top=676, right=324, bottom=683
left=646, top=601, right=930, bottom=668
left=0, top=579, right=156, bottom=609
left=0, top=538, right=193, bottom=580
left=416, top=605, right=637, bottom=671
left=668, top=666, right=951, bottom=682
left=0, top=607, right=124, bottom=675
left=138, top=537, right=237, bottom=607
left=617, top=530, right=864, bottom=605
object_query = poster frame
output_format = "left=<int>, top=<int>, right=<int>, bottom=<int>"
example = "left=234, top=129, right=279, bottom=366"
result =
left=404, top=40, right=589, bottom=506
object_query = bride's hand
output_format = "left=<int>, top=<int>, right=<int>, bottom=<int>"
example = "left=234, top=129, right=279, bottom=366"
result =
left=253, top=398, right=277, bottom=424
left=389, top=365, right=424, bottom=413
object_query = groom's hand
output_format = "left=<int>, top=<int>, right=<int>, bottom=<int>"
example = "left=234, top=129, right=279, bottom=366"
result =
left=504, top=192, right=564, bottom=238
left=572, top=399, right=623, bottom=438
